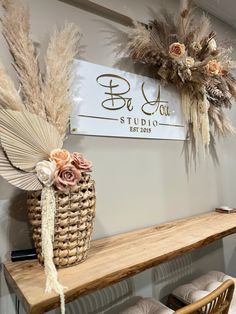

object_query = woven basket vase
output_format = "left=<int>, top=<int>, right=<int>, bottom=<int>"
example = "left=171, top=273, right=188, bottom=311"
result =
left=27, top=173, right=96, bottom=268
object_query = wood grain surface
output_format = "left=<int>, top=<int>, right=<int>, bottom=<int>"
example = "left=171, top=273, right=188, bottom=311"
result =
left=4, top=212, right=236, bottom=313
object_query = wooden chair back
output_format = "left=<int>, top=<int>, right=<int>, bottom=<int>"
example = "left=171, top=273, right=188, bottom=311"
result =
left=174, top=279, right=235, bottom=314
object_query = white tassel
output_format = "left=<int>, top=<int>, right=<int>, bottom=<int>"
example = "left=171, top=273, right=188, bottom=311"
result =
left=199, top=94, right=210, bottom=149
left=181, top=89, right=211, bottom=154
left=190, top=98, right=199, bottom=152
left=181, top=90, right=190, bottom=120
left=41, top=186, right=65, bottom=314
left=181, top=90, right=200, bottom=152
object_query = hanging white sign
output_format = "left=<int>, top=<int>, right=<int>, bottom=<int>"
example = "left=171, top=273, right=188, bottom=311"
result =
left=70, top=60, right=186, bottom=140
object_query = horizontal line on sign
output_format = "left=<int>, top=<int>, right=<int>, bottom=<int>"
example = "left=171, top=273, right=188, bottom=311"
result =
left=78, top=114, right=119, bottom=121
left=159, top=123, right=184, bottom=128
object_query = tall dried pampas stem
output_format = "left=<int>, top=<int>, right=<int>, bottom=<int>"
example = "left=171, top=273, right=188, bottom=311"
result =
left=1, top=0, right=45, bottom=118
left=42, top=24, right=81, bottom=137
left=0, top=63, right=24, bottom=110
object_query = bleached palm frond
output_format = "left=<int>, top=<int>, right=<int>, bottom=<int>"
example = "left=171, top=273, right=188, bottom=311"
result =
left=1, top=0, right=45, bottom=118
left=42, top=23, right=81, bottom=137
left=0, top=109, right=63, bottom=172
left=0, top=147, right=42, bottom=190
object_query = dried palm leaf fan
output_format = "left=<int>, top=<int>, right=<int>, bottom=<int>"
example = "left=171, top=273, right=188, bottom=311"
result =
left=0, top=0, right=96, bottom=313
left=119, top=0, right=236, bottom=164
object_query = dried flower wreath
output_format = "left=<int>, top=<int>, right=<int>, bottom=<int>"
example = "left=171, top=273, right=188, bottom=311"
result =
left=119, top=0, right=236, bottom=160
left=0, top=0, right=89, bottom=312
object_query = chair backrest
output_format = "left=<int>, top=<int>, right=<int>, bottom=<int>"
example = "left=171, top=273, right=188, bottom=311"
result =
left=174, top=279, right=235, bottom=314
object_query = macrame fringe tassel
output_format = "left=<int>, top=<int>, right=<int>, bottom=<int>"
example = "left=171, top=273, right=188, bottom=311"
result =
left=41, top=186, right=65, bottom=314
left=199, top=93, right=210, bottom=150
left=181, top=89, right=210, bottom=155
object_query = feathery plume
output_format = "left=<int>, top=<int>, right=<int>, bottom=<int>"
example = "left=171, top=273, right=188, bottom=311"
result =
left=0, top=63, right=25, bottom=110
left=1, top=0, right=46, bottom=118
left=42, top=24, right=81, bottom=137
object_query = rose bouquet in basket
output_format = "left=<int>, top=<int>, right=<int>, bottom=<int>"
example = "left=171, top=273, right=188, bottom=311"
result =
left=37, top=150, right=92, bottom=191
left=0, top=0, right=96, bottom=313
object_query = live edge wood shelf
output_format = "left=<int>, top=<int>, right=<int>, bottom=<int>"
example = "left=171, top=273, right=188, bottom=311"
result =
left=4, top=212, right=236, bottom=314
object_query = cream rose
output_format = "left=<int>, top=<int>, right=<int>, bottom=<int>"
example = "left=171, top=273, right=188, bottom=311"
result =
left=190, top=42, right=202, bottom=52
left=54, top=164, right=81, bottom=191
left=50, top=149, right=71, bottom=167
left=36, top=160, right=56, bottom=187
left=206, top=60, right=221, bottom=75
left=71, top=152, right=92, bottom=172
left=185, top=57, right=194, bottom=67
left=169, top=42, right=186, bottom=58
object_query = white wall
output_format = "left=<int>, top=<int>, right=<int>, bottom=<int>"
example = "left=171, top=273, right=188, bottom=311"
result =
left=1, top=0, right=236, bottom=313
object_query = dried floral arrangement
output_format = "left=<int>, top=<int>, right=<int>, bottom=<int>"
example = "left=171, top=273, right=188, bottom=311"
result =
left=119, top=0, right=236, bottom=161
left=0, top=0, right=93, bottom=313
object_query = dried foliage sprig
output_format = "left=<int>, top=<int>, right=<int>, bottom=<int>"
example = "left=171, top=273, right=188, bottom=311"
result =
left=42, top=24, right=80, bottom=137
left=121, top=0, right=236, bottom=161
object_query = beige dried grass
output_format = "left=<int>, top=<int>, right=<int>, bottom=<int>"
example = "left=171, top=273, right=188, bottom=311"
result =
left=0, top=0, right=81, bottom=138
left=42, top=24, right=81, bottom=137
left=194, top=14, right=211, bottom=43
left=0, top=63, right=24, bottom=110
left=209, top=106, right=236, bottom=136
left=1, top=0, right=46, bottom=118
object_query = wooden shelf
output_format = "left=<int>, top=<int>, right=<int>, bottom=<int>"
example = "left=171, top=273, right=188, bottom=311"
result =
left=4, top=212, right=236, bottom=314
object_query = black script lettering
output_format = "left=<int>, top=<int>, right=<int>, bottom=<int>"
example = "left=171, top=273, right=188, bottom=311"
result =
left=127, top=117, right=132, bottom=124
left=160, top=104, right=170, bottom=116
left=130, top=126, right=139, bottom=132
left=120, top=117, right=125, bottom=124
left=153, top=120, right=158, bottom=127
left=141, top=84, right=169, bottom=116
left=96, top=74, right=133, bottom=111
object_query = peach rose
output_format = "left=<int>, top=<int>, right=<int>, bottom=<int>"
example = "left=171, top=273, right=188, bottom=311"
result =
left=169, top=42, right=186, bottom=58
left=185, top=57, right=194, bottom=67
left=54, top=164, right=81, bottom=191
left=206, top=60, right=222, bottom=75
left=50, top=149, right=71, bottom=167
left=71, top=152, right=92, bottom=172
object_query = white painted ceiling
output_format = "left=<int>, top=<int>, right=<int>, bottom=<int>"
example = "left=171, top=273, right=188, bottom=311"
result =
left=195, top=0, right=236, bottom=28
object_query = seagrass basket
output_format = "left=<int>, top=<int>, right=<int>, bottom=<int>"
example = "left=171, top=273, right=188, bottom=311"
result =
left=27, top=173, right=96, bottom=268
